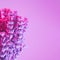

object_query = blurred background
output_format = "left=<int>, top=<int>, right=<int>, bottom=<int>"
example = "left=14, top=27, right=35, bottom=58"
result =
left=0, top=0, right=60, bottom=60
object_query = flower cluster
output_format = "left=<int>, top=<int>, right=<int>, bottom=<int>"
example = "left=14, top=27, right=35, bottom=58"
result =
left=0, top=8, right=28, bottom=60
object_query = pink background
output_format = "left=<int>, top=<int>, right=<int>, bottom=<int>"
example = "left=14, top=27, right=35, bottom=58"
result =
left=0, top=0, right=60, bottom=60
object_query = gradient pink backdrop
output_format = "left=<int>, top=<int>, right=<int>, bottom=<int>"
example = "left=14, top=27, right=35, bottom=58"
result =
left=0, top=0, right=60, bottom=60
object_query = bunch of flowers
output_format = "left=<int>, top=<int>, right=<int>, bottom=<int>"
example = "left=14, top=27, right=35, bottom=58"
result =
left=0, top=8, right=28, bottom=60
